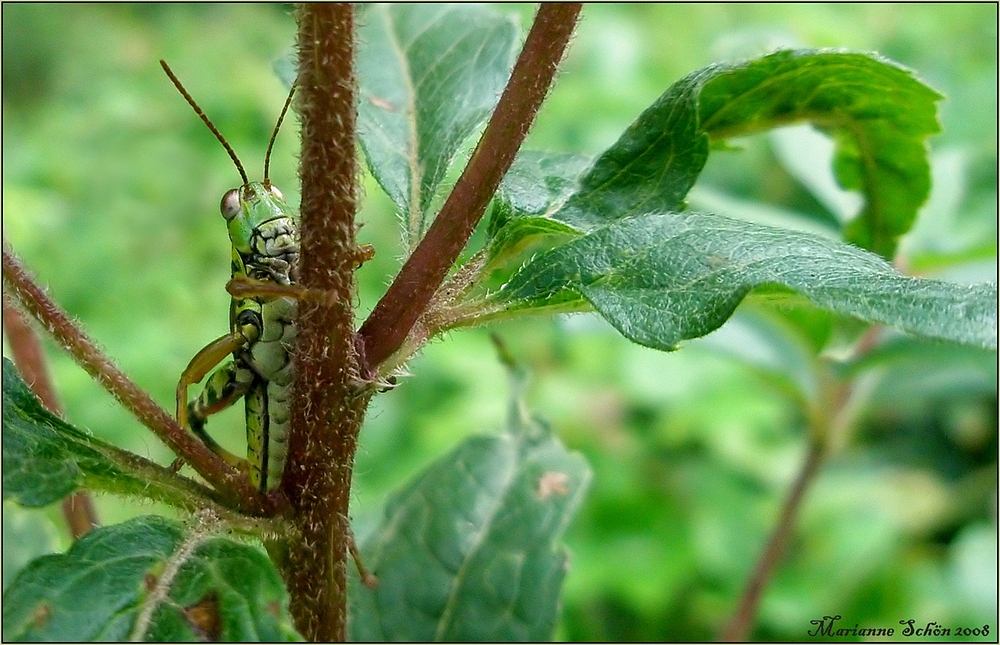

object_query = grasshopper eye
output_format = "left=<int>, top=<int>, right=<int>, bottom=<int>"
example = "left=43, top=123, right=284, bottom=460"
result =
left=220, top=188, right=241, bottom=221
left=269, top=185, right=284, bottom=201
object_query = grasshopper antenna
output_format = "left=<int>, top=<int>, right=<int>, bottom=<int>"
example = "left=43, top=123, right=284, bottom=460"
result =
left=160, top=59, right=249, bottom=186
left=264, top=84, right=296, bottom=184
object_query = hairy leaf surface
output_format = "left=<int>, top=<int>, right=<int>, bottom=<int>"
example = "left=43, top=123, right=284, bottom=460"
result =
left=349, top=360, right=591, bottom=641
left=476, top=51, right=983, bottom=352
left=490, top=211, right=997, bottom=351
left=357, top=4, right=518, bottom=246
left=486, top=50, right=942, bottom=264
left=697, top=50, right=942, bottom=258
left=1, top=515, right=299, bottom=641
left=2, top=359, right=209, bottom=510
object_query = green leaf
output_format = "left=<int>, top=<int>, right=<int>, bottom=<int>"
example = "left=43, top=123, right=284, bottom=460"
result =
left=491, top=211, right=997, bottom=351
left=488, top=151, right=594, bottom=233
left=1, top=515, right=300, bottom=641
left=484, top=151, right=592, bottom=269
left=2, top=358, right=208, bottom=509
left=697, top=49, right=942, bottom=258
left=357, top=4, right=518, bottom=246
left=486, top=216, right=581, bottom=272
left=486, top=50, right=941, bottom=262
left=349, top=360, right=591, bottom=642
left=551, top=69, right=713, bottom=231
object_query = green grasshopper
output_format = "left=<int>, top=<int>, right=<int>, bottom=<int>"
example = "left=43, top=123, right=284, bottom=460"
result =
left=162, top=61, right=379, bottom=586
left=162, top=60, right=301, bottom=493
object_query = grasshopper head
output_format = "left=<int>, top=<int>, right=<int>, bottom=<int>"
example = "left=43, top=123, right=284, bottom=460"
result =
left=221, top=181, right=298, bottom=287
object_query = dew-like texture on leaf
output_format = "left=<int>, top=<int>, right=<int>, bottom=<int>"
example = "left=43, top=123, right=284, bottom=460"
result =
left=485, top=151, right=593, bottom=268
left=1, top=359, right=197, bottom=510
left=357, top=3, right=518, bottom=244
left=349, top=369, right=591, bottom=642
left=494, top=211, right=997, bottom=351
left=1, top=515, right=300, bottom=642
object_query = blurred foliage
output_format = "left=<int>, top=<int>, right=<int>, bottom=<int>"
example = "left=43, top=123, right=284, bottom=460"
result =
left=2, top=4, right=996, bottom=641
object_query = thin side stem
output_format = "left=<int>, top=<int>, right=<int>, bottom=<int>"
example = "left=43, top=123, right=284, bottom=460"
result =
left=281, top=5, right=363, bottom=641
left=717, top=441, right=826, bottom=642
left=358, top=3, right=582, bottom=373
left=3, top=294, right=100, bottom=537
left=718, top=354, right=872, bottom=641
left=2, top=245, right=273, bottom=516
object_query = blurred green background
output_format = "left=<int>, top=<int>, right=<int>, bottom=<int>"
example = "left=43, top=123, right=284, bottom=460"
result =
left=3, top=4, right=996, bottom=641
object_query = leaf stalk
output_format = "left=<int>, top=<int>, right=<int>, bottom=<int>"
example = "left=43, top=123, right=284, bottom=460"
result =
left=358, top=3, right=582, bottom=373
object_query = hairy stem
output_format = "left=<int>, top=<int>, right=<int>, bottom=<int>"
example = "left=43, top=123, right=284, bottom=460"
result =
left=281, top=5, right=364, bottom=641
left=3, top=294, right=100, bottom=537
left=358, top=3, right=582, bottom=373
left=2, top=245, right=272, bottom=516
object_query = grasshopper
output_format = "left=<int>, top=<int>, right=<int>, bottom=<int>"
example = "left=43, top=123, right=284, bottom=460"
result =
left=163, top=61, right=300, bottom=493
left=162, top=61, right=379, bottom=587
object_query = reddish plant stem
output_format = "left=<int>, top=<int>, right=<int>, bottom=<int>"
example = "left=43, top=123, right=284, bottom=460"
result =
left=59, top=493, right=100, bottom=539
left=281, top=5, right=363, bottom=641
left=718, top=347, right=874, bottom=642
left=2, top=245, right=272, bottom=516
left=357, top=3, right=582, bottom=372
left=3, top=295, right=61, bottom=412
left=717, top=441, right=826, bottom=642
left=3, top=295, right=100, bottom=538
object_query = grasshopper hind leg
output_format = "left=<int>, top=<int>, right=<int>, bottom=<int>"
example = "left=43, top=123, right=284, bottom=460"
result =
left=186, top=361, right=255, bottom=471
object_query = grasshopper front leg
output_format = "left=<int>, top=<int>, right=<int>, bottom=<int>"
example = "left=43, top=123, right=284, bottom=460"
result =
left=224, top=243, right=373, bottom=305
left=226, top=276, right=339, bottom=307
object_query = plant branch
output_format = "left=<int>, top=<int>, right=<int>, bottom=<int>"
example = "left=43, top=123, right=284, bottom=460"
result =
left=281, top=4, right=364, bottom=641
left=357, top=3, right=582, bottom=373
left=717, top=440, right=825, bottom=642
left=3, top=295, right=61, bottom=413
left=3, top=294, right=100, bottom=538
left=2, top=244, right=273, bottom=516
left=718, top=352, right=874, bottom=641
